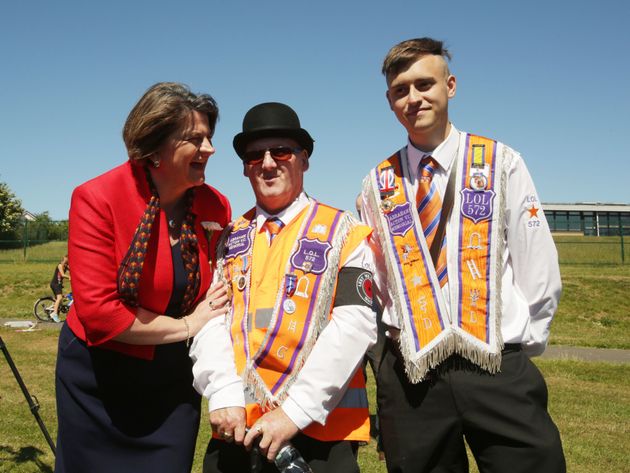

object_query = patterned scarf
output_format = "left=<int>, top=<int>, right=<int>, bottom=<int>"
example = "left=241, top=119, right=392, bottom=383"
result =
left=117, top=168, right=201, bottom=315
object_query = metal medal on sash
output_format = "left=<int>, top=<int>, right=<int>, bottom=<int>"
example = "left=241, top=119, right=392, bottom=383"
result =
left=381, top=198, right=394, bottom=213
left=469, top=144, right=488, bottom=192
left=470, top=173, right=487, bottom=191
left=379, top=166, right=396, bottom=196
left=283, top=273, right=298, bottom=313
left=236, top=255, right=249, bottom=291
left=236, top=276, right=246, bottom=291
left=378, top=166, right=396, bottom=212
left=283, top=299, right=296, bottom=314
left=284, top=273, right=297, bottom=297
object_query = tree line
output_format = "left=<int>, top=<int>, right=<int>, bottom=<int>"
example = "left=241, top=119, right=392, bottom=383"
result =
left=0, top=180, right=68, bottom=248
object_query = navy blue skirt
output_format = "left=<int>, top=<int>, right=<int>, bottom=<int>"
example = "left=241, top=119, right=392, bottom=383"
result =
left=54, top=323, right=201, bottom=473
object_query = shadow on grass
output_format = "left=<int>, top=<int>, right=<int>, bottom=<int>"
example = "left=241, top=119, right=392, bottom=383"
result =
left=0, top=445, right=53, bottom=472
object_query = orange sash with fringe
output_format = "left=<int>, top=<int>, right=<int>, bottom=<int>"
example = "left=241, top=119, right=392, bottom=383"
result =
left=216, top=200, right=371, bottom=441
left=363, top=133, right=507, bottom=382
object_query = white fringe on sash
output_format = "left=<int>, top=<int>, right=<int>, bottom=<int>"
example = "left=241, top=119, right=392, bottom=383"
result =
left=362, top=173, right=456, bottom=383
left=363, top=138, right=513, bottom=381
left=450, top=143, right=512, bottom=373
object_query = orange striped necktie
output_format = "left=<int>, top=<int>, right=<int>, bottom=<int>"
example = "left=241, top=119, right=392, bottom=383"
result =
left=416, top=156, right=448, bottom=286
left=264, top=217, right=285, bottom=245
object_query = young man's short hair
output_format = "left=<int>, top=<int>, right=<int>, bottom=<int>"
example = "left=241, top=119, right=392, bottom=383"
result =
left=382, top=37, right=452, bottom=83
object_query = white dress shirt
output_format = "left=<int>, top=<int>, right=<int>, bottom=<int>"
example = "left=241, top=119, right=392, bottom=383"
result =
left=362, top=125, right=562, bottom=356
left=190, top=192, right=377, bottom=429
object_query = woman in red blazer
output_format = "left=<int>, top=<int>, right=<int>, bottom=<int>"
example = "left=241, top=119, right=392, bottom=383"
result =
left=55, top=83, right=231, bottom=473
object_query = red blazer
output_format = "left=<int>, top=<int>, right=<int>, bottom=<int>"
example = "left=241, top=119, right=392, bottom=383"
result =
left=66, top=161, right=231, bottom=359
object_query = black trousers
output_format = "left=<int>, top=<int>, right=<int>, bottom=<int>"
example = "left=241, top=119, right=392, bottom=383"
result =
left=377, top=340, right=566, bottom=473
left=203, top=433, right=359, bottom=473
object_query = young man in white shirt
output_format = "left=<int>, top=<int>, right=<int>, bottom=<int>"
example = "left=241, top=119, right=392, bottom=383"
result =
left=360, top=37, right=566, bottom=473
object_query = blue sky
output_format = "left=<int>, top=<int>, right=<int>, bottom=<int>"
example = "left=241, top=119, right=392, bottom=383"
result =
left=1, top=0, right=628, bottom=220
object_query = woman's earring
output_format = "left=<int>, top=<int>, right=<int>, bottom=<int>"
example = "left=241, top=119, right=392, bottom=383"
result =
left=152, top=159, right=160, bottom=168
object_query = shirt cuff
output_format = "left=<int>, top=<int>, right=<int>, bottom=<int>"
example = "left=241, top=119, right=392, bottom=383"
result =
left=207, top=380, right=246, bottom=412
left=281, top=395, right=314, bottom=431
left=522, top=339, right=546, bottom=357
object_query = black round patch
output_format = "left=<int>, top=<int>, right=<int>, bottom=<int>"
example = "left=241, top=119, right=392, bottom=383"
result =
left=356, top=271, right=373, bottom=306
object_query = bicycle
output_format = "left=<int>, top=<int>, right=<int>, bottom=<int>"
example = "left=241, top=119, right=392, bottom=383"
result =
left=33, top=292, right=73, bottom=322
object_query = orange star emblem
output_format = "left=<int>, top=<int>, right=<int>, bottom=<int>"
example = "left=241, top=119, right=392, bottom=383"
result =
left=528, top=205, right=539, bottom=218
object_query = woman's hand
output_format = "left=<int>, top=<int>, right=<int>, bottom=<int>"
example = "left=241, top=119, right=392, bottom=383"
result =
left=187, top=282, right=230, bottom=336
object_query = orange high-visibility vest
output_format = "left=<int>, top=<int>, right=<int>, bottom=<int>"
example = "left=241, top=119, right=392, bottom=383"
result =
left=218, top=200, right=371, bottom=442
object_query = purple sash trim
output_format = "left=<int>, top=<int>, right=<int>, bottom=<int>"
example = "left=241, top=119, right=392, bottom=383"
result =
left=256, top=204, right=342, bottom=394
left=456, top=136, right=497, bottom=342
left=457, top=135, right=471, bottom=329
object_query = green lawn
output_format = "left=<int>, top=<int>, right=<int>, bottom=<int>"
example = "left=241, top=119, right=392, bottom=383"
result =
left=551, top=264, right=630, bottom=349
left=1, top=329, right=628, bottom=473
left=0, top=239, right=628, bottom=472
left=0, top=241, right=67, bottom=265
left=0, top=242, right=70, bottom=320
left=554, top=235, right=628, bottom=265
left=3, top=241, right=628, bottom=349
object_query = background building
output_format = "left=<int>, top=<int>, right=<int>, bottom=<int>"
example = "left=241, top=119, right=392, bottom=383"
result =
left=544, top=203, right=630, bottom=236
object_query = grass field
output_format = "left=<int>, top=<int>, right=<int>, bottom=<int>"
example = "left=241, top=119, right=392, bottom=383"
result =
left=553, top=235, right=628, bottom=265
left=1, top=328, right=628, bottom=473
left=552, top=264, right=630, bottom=349
left=0, top=241, right=68, bottom=265
left=1, top=239, right=628, bottom=472
left=1, top=241, right=628, bottom=349
left=0, top=242, right=69, bottom=320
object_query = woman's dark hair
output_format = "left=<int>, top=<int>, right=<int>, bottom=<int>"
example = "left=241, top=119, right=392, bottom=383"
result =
left=123, top=82, right=219, bottom=161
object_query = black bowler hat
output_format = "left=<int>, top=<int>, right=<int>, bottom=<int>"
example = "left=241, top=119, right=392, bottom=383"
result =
left=233, top=102, right=315, bottom=159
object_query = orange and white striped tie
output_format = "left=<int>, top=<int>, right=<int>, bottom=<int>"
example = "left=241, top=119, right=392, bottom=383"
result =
left=264, top=217, right=284, bottom=245
left=416, top=157, right=448, bottom=286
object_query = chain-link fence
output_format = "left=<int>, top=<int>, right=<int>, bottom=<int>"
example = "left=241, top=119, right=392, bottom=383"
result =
left=0, top=220, right=68, bottom=263
left=554, top=235, right=627, bottom=265
left=0, top=227, right=627, bottom=265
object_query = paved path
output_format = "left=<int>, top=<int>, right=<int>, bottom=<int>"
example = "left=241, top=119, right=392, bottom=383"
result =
left=2, top=319, right=629, bottom=364
left=540, top=345, right=630, bottom=364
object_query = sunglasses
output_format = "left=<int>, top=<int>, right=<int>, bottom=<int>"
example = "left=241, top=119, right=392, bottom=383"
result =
left=242, top=146, right=302, bottom=165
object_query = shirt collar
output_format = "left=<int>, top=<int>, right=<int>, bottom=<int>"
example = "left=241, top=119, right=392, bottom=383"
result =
left=406, top=124, right=460, bottom=178
left=255, top=192, right=310, bottom=231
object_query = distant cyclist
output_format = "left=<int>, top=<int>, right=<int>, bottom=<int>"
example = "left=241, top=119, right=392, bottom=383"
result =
left=50, top=255, right=70, bottom=322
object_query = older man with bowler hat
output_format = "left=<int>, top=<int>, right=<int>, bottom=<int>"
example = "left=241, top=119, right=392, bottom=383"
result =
left=191, top=102, right=378, bottom=473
